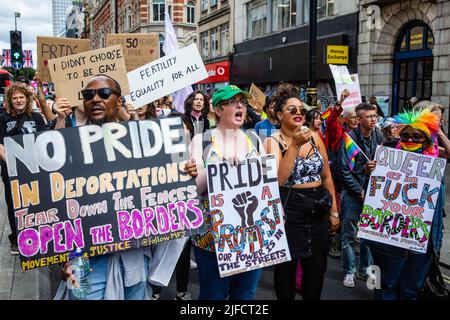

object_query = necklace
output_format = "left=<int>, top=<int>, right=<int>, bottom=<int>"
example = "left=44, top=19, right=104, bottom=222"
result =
left=278, top=130, right=289, bottom=151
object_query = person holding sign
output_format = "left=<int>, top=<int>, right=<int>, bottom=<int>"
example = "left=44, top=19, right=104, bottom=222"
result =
left=187, top=85, right=265, bottom=300
left=0, top=82, right=48, bottom=255
left=54, top=74, right=196, bottom=300
left=368, top=108, right=445, bottom=300
left=264, top=83, right=339, bottom=300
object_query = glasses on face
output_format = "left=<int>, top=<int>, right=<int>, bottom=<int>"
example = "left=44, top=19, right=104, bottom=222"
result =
left=81, top=88, right=119, bottom=101
left=358, top=114, right=378, bottom=120
left=225, top=97, right=248, bottom=107
left=400, top=132, right=427, bottom=143
left=285, top=106, right=307, bottom=116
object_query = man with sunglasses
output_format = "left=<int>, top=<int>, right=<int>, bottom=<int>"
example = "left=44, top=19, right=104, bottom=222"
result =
left=338, top=102, right=383, bottom=288
left=53, top=74, right=122, bottom=129
left=55, top=74, right=195, bottom=300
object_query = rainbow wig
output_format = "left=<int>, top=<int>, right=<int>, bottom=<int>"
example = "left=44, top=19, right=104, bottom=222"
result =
left=391, top=108, right=440, bottom=156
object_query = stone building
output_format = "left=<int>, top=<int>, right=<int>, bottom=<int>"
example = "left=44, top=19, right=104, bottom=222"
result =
left=88, top=0, right=198, bottom=51
left=358, top=0, right=450, bottom=125
left=231, top=0, right=358, bottom=101
left=196, top=0, right=233, bottom=93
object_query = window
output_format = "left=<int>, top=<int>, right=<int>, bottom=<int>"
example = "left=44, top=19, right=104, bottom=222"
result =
left=211, top=28, right=219, bottom=57
left=201, top=0, right=208, bottom=12
left=247, top=0, right=267, bottom=38
left=392, top=22, right=434, bottom=113
left=272, top=0, right=293, bottom=32
left=211, top=0, right=217, bottom=7
left=221, top=24, right=229, bottom=55
left=395, top=22, right=434, bottom=52
left=159, top=34, right=165, bottom=56
left=187, top=1, right=195, bottom=23
left=153, top=0, right=165, bottom=22
left=201, top=31, right=209, bottom=58
left=304, top=0, right=333, bottom=23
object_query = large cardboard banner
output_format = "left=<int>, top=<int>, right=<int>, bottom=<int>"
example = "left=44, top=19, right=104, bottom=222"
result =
left=48, top=46, right=130, bottom=107
left=357, top=146, right=446, bottom=253
left=335, top=74, right=362, bottom=109
left=206, top=155, right=291, bottom=277
left=4, top=118, right=205, bottom=270
left=37, top=36, right=91, bottom=83
left=106, top=33, right=160, bottom=72
left=126, top=44, right=208, bottom=108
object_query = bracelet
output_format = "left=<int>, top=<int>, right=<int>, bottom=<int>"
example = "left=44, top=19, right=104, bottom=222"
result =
left=329, top=212, right=339, bottom=218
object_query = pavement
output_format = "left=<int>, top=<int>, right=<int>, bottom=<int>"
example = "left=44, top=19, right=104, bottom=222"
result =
left=1, top=165, right=449, bottom=300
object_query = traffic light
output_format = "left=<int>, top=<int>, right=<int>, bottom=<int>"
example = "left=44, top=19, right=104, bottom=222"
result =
left=10, top=30, right=23, bottom=70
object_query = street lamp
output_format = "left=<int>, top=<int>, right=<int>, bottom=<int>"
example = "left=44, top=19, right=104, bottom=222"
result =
left=14, top=12, right=21, bottom=31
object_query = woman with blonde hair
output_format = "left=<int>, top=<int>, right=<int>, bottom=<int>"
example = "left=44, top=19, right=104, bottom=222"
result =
left=0, top=82, right=47, bottom=254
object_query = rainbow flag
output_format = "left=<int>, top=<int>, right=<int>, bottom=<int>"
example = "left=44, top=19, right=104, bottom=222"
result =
left=344, top=133, right=361, bottom=171
left=321, top=108, right=332, bottom=121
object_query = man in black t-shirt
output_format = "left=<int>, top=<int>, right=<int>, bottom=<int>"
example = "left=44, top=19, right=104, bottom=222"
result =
left=0, top=82, right=47, bottom=255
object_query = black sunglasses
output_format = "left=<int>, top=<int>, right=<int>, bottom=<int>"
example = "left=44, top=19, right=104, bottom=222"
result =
left=285, top=106, right=307, bottom=116
left=81, top=88, right=119, bottom=101
left=400, top=132, right=427, bottom=143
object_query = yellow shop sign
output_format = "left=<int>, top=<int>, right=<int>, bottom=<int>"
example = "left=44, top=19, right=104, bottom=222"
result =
left=326, top=45, right=349, bottom=64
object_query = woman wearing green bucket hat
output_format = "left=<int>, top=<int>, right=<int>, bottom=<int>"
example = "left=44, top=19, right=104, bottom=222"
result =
left=184, top=85, right=266, bottom=300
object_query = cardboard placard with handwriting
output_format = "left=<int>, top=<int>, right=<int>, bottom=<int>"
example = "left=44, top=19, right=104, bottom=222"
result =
left=249, top=84, right=266, bottom=110
left=106, top=33, right=160, bottom=72
left=37, top=37, right=91, bottom=83
left=48, top=46, right=130, bottom=106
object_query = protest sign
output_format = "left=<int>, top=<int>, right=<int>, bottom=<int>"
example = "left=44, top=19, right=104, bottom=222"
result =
left=206, top=155, right=291, bottom=277
left=4, top=118, right=204, bottom=270
left=249, top=84, right=266, bottom=110
left=37, top=36, right=91, bottom=83
left=335, top=74, right=362, bottom=109
left=125, top=44, right=208, bottom=109
left=106, top=33, right=160, bottom=72
left=357, top=146, right=446, bottom=253
left=329, top=64, right=352, bottom=84
left=48, top=46, right=130, bottom=107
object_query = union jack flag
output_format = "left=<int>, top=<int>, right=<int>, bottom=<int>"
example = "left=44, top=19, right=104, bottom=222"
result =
left=22, top=50, right=33, bottom=68
left=1, top=49, right=11, bottom=67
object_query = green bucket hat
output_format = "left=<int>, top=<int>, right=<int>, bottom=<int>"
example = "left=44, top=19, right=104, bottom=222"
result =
left=212, top=85, right=252, bottom=108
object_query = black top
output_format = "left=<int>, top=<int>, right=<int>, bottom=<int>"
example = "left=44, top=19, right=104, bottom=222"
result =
left=0, top=112, right=47, bottom=144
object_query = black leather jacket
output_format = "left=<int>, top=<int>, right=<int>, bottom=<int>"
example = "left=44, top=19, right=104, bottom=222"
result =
left=337, top=126, right=384, bottom=197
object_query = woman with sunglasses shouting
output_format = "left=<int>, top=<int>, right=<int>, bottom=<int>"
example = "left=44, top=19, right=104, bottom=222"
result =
left=264, top=83, right=339, bottom=300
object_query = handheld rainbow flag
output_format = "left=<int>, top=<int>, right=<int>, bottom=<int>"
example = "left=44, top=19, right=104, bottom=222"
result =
left=321, top=108, right=332, bottom=121
left=344, top=133, right=369, bottom=171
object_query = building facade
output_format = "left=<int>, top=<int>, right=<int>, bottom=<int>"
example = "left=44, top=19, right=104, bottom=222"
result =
left=358, top=0, right=450, bottom=125
left=52, top=0, right=76, bottom=36
left=88, top=0, right=198, bottom=52
left=196, top=0, right=233, bottom=93
left=232, top=0, right=358, bottom=100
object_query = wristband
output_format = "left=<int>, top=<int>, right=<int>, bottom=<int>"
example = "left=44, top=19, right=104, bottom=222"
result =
left=329, top=212, right=339, bottom=218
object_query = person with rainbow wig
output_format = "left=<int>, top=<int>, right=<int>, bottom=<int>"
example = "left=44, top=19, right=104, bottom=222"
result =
left=369, top=108, right=445, bottom=300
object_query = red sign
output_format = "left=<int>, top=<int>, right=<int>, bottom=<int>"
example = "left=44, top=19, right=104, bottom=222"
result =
left=197, top=60, right=229, bottom=84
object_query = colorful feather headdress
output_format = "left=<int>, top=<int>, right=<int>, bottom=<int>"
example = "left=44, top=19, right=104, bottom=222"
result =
left=391, top=108, right=440, bottom=140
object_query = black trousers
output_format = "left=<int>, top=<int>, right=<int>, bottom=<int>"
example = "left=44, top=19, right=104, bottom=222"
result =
left=1, top=165, right=16, bottom=245
left=274, top=252, right=328, bottom=300
left=152, top=239, right=192, bottom=294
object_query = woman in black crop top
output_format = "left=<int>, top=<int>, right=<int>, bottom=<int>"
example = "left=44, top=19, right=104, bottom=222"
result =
left=264, top=83, right=339, bottom=300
